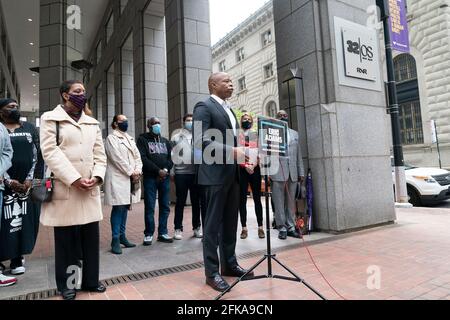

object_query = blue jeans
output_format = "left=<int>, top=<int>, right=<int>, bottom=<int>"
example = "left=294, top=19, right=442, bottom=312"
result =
left=110, top=205, right=129, bottom=240
left=144, top=177, right=170, bottom=237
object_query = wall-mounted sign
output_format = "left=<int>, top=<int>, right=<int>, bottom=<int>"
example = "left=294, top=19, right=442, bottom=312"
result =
left=334, top=17, right=382, bottom=92
left=431, top=120, right=437, bottom=144
left=389, top=0, right=410, bottom=53
left=342, top=27, right=377, bottom=81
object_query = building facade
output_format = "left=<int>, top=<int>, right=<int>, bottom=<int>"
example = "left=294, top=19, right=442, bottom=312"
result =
left=0, top=0, right=211, bottom=139
left=0, top=5, right=20, bottom=105
left=394, top=0, right=450, bottom=169
left=212, top=1, right=279, bottom=118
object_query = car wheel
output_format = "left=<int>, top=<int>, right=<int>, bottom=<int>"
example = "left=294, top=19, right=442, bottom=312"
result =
left=407, top=186, right=422, bottom=207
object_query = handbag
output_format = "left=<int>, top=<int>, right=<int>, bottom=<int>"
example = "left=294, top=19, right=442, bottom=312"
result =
left=131, top=175, right=141, bottom=194
left=31, top=122, right=59, bottom=203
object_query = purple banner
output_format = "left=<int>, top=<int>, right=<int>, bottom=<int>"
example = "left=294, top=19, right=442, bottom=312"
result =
left=389, top=0, right=410, bottom=52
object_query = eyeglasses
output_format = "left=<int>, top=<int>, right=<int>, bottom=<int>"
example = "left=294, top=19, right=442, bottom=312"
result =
left=277, top=114, right=288, bottom=119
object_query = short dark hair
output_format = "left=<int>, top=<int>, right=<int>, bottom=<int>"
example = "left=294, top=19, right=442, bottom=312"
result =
left=60, top=80, right=84, bottom=100
left=183, top=113, right=193, bottom=122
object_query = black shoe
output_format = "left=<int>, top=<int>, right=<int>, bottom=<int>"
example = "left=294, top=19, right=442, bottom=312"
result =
left=157, top=234, right=174, bottom=243
left=120, top=236, right=136, bottom=248
left=287, top=230, right=301, bottom=239
left=111, top=238, right=122, bottom=255
left=206, top=275, right=230, bottom=292
left=278, top=230, right=287, bottom=240
left=81, top=284, right=107, bottom=293
left=222, top=265, right=254, bottom=279
left=61, top=289, right=76, bottom=300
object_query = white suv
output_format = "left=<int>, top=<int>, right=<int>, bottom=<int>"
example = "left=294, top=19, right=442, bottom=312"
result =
left=392, top=159, right=450, bottom=206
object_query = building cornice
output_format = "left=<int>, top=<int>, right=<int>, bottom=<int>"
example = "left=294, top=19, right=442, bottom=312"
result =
left=212, top=1, right=273, bottom=59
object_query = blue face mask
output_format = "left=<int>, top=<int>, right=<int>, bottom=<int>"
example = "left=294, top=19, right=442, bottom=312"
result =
left=117, top=121, right=129, bottom=132
left=152, top=124, right=161, bottom=135
left=185, top=121, right=193, bottom=131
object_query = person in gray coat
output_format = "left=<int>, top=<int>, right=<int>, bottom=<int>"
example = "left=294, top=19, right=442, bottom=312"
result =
left=270, top=110, right=305, bottom=240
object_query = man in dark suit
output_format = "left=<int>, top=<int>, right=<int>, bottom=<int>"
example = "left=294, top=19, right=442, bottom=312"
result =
left=193, top=72, right=254, bottom=292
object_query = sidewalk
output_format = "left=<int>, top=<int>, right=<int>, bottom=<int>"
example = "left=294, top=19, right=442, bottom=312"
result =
left=0, top=199, right=333, bottom=300
left=4, top=204, right=450, bottom=300
left=45, top=206, right=450, bottom=300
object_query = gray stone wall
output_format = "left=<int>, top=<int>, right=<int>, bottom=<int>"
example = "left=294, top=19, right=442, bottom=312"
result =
left=39, top=0, right=83, bottom=114
left=165, top=0, right=211, bottom=134
left=273, top=0, right=396, bottom=232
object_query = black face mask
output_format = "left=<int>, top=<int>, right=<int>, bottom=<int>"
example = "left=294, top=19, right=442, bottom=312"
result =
left=2, top=108, right=21, bottom=123
left=242, top=121, right=253, bottom=130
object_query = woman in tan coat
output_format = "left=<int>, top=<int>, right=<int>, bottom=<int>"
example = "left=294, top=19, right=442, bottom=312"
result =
left=40, top=80, right=107, bottom=300
left=104, top=114, right=142, bottom=255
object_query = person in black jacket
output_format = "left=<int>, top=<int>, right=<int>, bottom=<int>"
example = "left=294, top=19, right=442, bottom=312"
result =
left=137, top=117, right=174, bottom=246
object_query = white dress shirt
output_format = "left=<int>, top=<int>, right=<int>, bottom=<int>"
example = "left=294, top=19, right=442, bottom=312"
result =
left=211, top=94, right=237, bottom=136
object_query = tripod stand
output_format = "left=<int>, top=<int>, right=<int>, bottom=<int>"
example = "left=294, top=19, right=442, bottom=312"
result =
left=215, top=172, right=326, bottom=300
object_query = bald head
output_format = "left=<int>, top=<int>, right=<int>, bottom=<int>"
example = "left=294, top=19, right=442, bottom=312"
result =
left=147, top=117, right=160, bottom=127
left=208, top=72, right=234, bottom=100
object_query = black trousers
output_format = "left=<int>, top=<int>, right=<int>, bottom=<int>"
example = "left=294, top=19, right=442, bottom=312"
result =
left=202, top=177, right=240, bottom=278
left=174, top=174, right=202, bottom=231
left=54, top=222, right=100, bottom=292
left=239, top=166, right=264, bottom=228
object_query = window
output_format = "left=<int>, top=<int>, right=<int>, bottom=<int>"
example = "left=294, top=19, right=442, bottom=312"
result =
left=106, top=13, right=114, bottom=44
left=399, top=101, right=423, bottom=145
left=219, top=60, right=226, bottom=72
left=394, top=54, right=417, bottom=83
left=264, top=63, right=274, bottom=79
left=262, top=30, right=272, bottom=47
left=266, top=101, right=278, bottom=118
left=35, top=118, right=40, bottom=128
left=121, top=0, right=129, bottom=14
left=394, top=54, right=423, bottom=145
left=236, top=47, right=245, bottom=62
left=238, top=77, right=246, bottom=91
left=96, top=41, right=102, bottom=65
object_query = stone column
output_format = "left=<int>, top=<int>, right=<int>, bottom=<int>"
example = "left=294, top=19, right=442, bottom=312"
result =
left=39, top=0, right=83, bottom=114
left=273, top=0, right=396, bottom=232
left=165, top=0, right=212, bottom=134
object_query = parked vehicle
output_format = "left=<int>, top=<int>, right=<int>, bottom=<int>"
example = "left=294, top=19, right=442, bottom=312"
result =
left=392, top=159, right=450, bottom=206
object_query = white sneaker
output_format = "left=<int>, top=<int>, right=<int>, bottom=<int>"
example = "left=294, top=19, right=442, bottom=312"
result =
left=194, top=228, right=203, bottom=239
left=10, top=266, right=26, bottom=275
left=174, top=229, right=183, bottom=240
left=143, top=236, right=153, bottom=246
left=0, top=273, right=17, bottom=287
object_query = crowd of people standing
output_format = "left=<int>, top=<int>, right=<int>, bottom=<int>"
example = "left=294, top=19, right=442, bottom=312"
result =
left=0, top=73, right=305, bottom=299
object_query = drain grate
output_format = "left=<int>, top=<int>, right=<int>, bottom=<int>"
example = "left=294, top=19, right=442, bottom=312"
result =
left=6, top=261, right=205, bottom=301
left=6, top=230, right=367, bottom=301
left=5, top=242, right=311, bottom=301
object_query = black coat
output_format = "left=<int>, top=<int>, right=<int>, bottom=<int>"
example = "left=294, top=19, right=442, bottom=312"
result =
left=193, top=97, right=240, bottom=186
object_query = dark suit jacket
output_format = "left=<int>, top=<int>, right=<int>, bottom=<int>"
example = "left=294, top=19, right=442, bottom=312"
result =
left=193, top=97, right=240, bottom=186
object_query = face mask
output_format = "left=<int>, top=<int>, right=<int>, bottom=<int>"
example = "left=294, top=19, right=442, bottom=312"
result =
left=184, top=121, right=193, bottom=131
left=242, top=121, right=253, bottom=130
left=117, top=121, right=129, bottom=132
left=68, top=93, right=87, bottom=111
left=152, top=124, right=161, bottom=135
left=4, top=108, right=21, bottom=123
